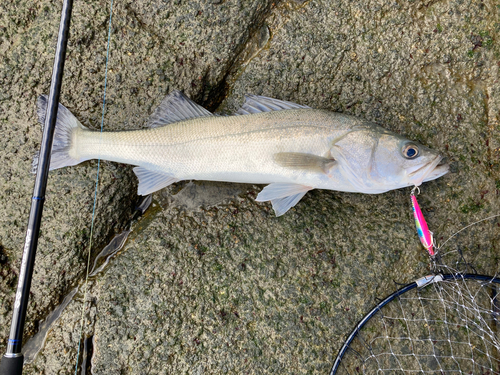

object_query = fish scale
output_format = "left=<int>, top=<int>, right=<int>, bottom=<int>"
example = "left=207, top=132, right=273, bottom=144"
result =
left=74, top=110, right=351, bottom=183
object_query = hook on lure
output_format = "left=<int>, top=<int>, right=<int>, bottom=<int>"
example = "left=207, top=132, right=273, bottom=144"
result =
left=410, top=186, right=435, bottom=257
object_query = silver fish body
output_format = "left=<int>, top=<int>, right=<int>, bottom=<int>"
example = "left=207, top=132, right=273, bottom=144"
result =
left=35, top=91, right=448, bottom=216
left=75, top=110, right=359, bottom=189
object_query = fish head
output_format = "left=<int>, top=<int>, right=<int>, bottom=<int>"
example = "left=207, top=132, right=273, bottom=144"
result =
left=373, top=131, right=449, bottom=188
left=331, top=124, right=449, bottom=193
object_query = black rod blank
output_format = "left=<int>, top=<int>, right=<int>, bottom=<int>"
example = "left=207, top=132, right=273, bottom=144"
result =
left=0, top=0, right=73, bottom=373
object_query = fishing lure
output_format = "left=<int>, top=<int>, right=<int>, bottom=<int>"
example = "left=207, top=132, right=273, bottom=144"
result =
left=410, top=186, right=435, bottom=257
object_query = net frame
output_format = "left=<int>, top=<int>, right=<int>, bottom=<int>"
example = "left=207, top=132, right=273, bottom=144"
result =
left=330, top=272, right=500, bottom=375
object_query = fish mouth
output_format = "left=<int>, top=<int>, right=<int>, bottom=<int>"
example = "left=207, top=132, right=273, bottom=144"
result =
left=408, top=155, right=449, bottom=186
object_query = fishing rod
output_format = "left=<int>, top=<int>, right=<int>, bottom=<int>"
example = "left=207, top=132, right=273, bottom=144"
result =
left=0, top=0, right=73, bottom=373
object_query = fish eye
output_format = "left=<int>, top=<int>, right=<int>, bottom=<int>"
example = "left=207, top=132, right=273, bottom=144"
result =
left=402, top=143, right=419, bottom=159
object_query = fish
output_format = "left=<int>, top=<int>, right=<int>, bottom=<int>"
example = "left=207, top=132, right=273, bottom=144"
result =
left=33, top=91, right=449, bottom=216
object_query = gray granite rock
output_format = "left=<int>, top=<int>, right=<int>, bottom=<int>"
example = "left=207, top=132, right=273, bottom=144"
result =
left=0, top=0, right=499, bottom=373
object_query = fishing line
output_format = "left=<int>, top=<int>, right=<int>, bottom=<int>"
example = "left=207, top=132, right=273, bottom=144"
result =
left=74, top=0, right=114, bottom=373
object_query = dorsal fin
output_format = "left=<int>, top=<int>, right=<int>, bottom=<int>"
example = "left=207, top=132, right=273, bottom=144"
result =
left=146, top=90, right=213, bottom=128
left=236, top=95, right=311, bottom=115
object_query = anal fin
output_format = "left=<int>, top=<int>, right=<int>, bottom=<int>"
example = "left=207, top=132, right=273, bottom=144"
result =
left=256, top=183, right=313, bottom=216
left=133, top=167, right=180, bottom=195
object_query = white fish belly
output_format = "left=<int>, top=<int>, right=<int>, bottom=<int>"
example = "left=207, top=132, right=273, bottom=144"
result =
left=73, top=109, right=361, bottom=189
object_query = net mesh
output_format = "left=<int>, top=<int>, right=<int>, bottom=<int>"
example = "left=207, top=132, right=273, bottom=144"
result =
left=335, top=270, right=500, bottom=374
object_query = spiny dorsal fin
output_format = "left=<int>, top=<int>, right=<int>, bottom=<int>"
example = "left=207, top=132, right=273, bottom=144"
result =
left=146, top=91, right=213, bottom=128
left=273, top=152, right=336, bottom=174
left=236, top=95, right=311, bottom=115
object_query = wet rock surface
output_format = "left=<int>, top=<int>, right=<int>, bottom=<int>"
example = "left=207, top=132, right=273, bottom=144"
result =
left=0, top=0, right=498, bottom=373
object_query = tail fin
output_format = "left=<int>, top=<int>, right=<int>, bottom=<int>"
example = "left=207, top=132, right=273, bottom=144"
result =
left=32, top=95, right=87, bottom=173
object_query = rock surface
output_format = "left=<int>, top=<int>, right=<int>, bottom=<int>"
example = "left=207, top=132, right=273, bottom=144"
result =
left=0, top=0, right=499, bottom=373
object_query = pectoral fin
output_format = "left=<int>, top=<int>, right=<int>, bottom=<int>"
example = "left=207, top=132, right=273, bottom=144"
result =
left=274, top=152, right=336, bottom=174
left=133, top=167, right=180, bottom=195
left=256, top=183, right=313, bottom=216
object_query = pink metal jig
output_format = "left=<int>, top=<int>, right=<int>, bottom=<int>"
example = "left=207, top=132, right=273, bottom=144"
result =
left=410, top=187, right=435, bottom=257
